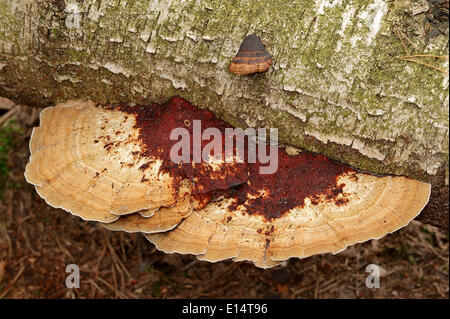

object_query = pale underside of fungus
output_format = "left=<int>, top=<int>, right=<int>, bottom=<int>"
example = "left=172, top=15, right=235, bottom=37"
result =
left=25, top=98, right=431, bottom=268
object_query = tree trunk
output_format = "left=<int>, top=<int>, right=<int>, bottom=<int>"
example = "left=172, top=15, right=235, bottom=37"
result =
left=0, top=0, right=448, bottom=229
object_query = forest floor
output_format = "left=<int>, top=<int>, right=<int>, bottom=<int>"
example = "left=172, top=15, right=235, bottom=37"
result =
left=0, top=98, right=448, bottom=299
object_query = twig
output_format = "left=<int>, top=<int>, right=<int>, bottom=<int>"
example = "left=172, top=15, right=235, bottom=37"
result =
left=292, top=283, right=316, bottom=297
left=191, top=263, right=237, bottom=298
left=394, top=28, right=410, bottom=56
left=0, top=225, right=13, bottom=258
left=20, top=223, right=40, bottom=256
left=0, top=97, right=14, bottom=110
left=395, top=27, right=419, bottom=51
left=111, top=264, right=120, bottom=298
left=55, top=236, right=75, bottom=263
left=119, top=232, right=127, bottom=263
left=0, top=261, right=5, bottom=284
left=314, top=279, right=320, bottom=298
left=96, top=276, right=129, bottom=299
left=180, top=259, right=197, bottom=273
left=402, top=54, right=448, bottom=59
left=102, top=230, right=133, bottom=293
left=433, top=282, right=447, bottom=298
left=0, top=105, right=20, bottom=127
left=49, top=289, right=67, bottom=298
left=0, top=264, right=26, bottom=299
left=398, top=57, right=449, bottom=74
left=405, top=234, right=449, bottom=262
left=393, top=26, right=448, bottom=75
left=102, top=230, right=132, bottom=279
left=88, top=278, right=108, bottom=296
left=93, top=244, right=107, bottom=277
left=319, top=273, right=350, bottom=294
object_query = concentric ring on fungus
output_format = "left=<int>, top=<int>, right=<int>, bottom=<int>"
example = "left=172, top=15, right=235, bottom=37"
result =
left=146, top=150, right=430, bottom=268
left=26, top=97, right=431, bottom=268
left=25, top=98, right=250, bottom=222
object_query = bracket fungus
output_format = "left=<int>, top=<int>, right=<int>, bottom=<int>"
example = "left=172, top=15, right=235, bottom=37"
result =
left=25, top=97, right=431, bottom=268
left=25, top=97, right=249, bottom=222
left=229, top=34, right=272, bottom=75
left=146, top=151, right=431, bottom=268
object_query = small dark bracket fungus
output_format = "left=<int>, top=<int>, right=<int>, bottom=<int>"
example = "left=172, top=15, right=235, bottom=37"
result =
left=229, top=34, right=272, bottom=75
left=25, top=97, right=431, bottom=269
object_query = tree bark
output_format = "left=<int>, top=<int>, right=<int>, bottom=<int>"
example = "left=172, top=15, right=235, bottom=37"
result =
left=0, top=0, right=448, bottom=229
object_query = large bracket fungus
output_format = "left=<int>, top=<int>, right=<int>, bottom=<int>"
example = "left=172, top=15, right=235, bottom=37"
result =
left=25, top=97, right=431, bottom=268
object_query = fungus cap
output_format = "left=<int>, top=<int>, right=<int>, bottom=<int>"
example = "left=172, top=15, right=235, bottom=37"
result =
left=229, top=34, right=272, bottom=75
left=147, top=171, right=430, bottom=268
left=25, top=98, right=431, bottom=268
left=25, top=98, right=249, bottom=222
left=25, top=100, right=177, bottom=222
left=103, top=180, right=205, bottom=233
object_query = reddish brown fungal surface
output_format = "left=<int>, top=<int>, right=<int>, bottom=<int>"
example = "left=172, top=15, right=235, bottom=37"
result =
left=102, top=97, right=250, bottom=197
left=227, top=150, right=356, bottom=221
left=229, top=34, right=272, bottom=75
left=99, top=96, right=357, bottom=221
left=192, top=193, right=212, bottom=210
